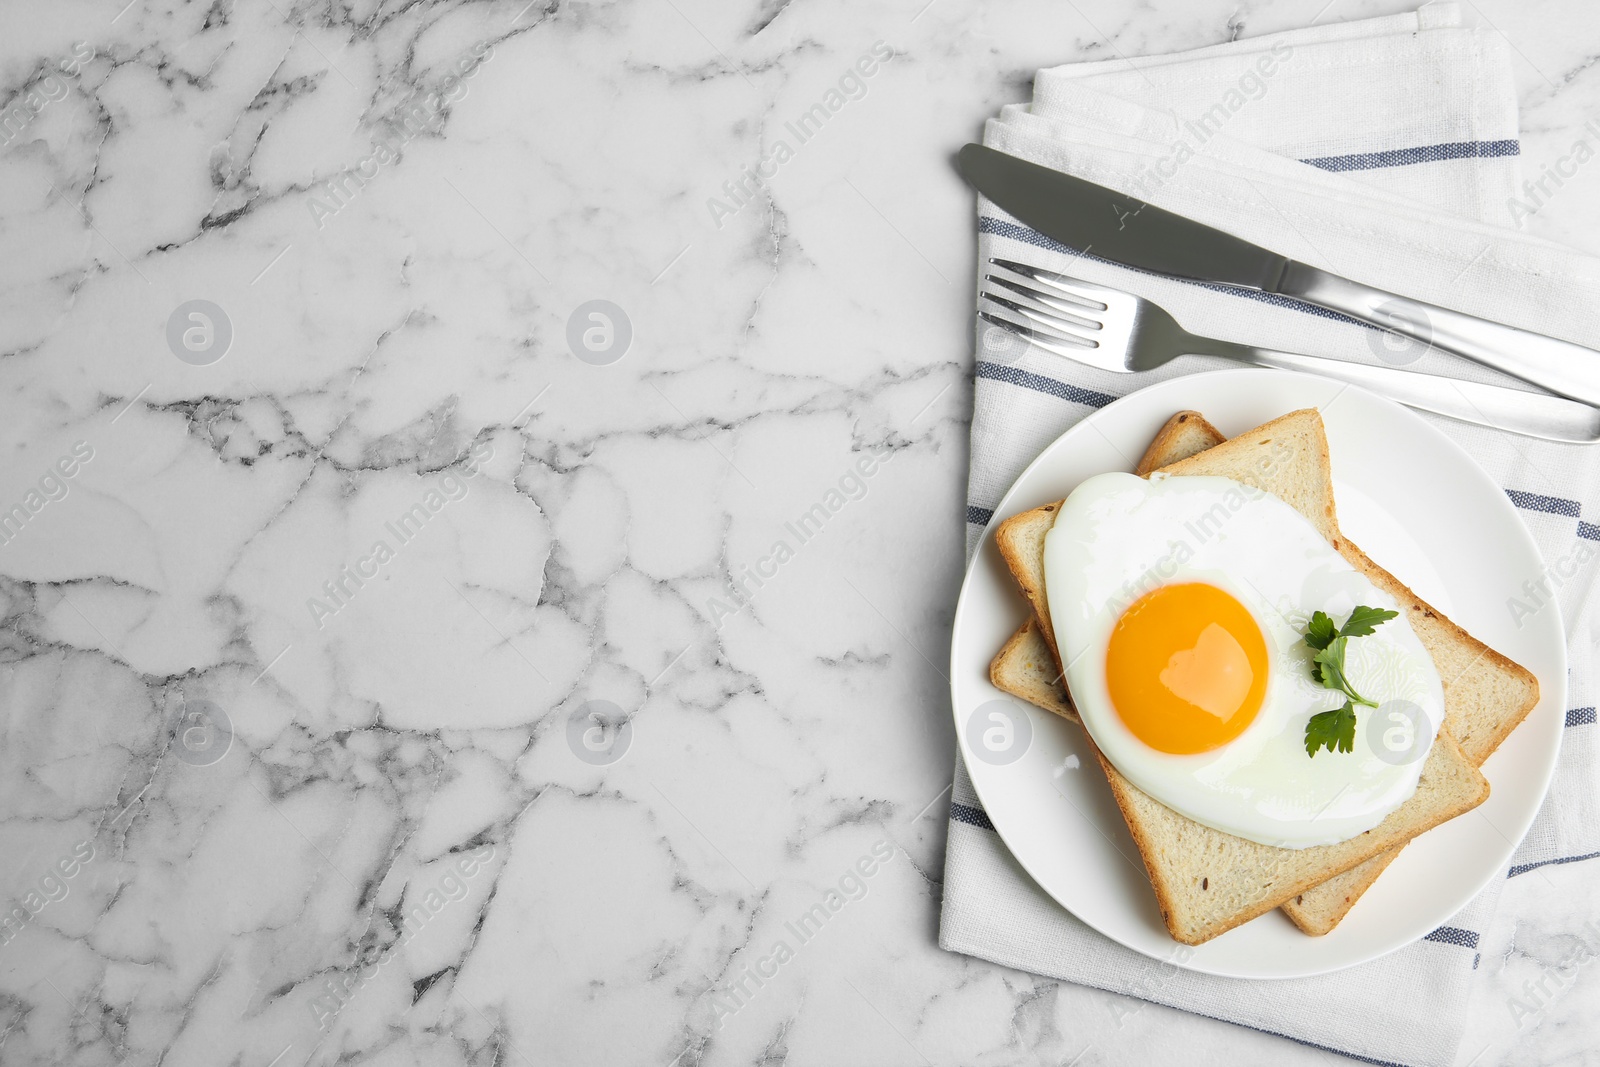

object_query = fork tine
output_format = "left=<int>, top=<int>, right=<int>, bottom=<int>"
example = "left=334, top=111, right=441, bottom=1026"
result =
left=989, top=258, right=1113, bottom=310
left=978, top=311, right=1110, bottom=365
left=980, top=292, right=1099, bottom=348
left=985, top=275, right=1104, bottom=331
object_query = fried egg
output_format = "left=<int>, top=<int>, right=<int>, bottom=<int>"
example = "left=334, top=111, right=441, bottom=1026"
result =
left=1042, top=472, right=1445, bottom=848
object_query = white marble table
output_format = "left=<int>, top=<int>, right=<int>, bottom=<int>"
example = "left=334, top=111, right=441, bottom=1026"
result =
left=2, top=1, right=1596, bottom=1064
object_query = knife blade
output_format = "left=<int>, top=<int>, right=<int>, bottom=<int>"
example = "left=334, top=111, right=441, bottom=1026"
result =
left=958, top=143, right=1600, bottom=410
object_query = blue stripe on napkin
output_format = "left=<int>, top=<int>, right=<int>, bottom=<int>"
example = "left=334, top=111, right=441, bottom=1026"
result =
left=1504, top=488, right=1582, bottom=517
left=1423, top=926, right=1480, bottom=949
left=1300, top=139, right=1520, bottom=173
left=975, top=360, right=1119, bottom=409
left=949, top=802, right=996, bottom=831
left=1509, top=850, right=1600, bottom=878
left=1568, top=706, right=1596, bottom=727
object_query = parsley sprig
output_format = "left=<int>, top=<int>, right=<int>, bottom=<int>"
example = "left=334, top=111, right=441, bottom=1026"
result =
left=1301, top=606, right=1400, bottom=757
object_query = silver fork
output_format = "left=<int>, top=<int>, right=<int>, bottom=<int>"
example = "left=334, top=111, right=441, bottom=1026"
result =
left=979, top=259, right=1600, bottom=444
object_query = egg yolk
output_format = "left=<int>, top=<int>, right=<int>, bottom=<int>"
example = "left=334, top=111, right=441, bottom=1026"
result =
left=1103, top=582, right=1269, bottom=754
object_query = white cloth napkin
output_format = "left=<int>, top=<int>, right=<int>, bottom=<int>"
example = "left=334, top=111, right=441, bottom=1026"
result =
left=939, top=7, right=1600, bottom=1065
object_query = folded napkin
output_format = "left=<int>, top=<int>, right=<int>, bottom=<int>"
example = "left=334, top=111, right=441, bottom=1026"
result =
left=939, top=6, right=1600, bottom=1064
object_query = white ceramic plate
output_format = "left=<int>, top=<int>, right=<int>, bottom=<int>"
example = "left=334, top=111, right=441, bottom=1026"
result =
left=950, top=367, right=1566, bottom=979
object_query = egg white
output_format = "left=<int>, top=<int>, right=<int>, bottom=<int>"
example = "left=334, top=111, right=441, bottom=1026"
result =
left=1043, top=472, right=1445, bottom=849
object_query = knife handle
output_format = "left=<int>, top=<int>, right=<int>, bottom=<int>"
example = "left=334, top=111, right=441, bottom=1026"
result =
left=1203, top=345, right=1600, bottom=443
left=1280, top=263, right=1600, bottom=408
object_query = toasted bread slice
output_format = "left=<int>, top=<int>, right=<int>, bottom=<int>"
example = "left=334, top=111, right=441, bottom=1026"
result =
left=1283, top=539, right=1539, bottom=933
left=991, top=412, right=1538, bottom=936
left=986, top=409, right=1494, bottom=945
left=1134, top=410, right=1229, bottom=477
left=989, top=616, right=1075, bottom=722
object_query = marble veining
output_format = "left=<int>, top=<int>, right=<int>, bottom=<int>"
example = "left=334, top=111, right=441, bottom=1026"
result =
left=1, top=0, right=1597, bottom=1064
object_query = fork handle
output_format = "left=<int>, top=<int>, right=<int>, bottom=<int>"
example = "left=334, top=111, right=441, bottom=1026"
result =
left=1193, top=340, right=1600, bottom=444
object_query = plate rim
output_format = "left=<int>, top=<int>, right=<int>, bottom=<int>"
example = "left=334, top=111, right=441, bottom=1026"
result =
left=948, top=365, right=1567, bottom=980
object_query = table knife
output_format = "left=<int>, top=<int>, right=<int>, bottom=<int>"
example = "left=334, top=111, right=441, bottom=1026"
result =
left=958, top=144, right=1600, bottom=409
